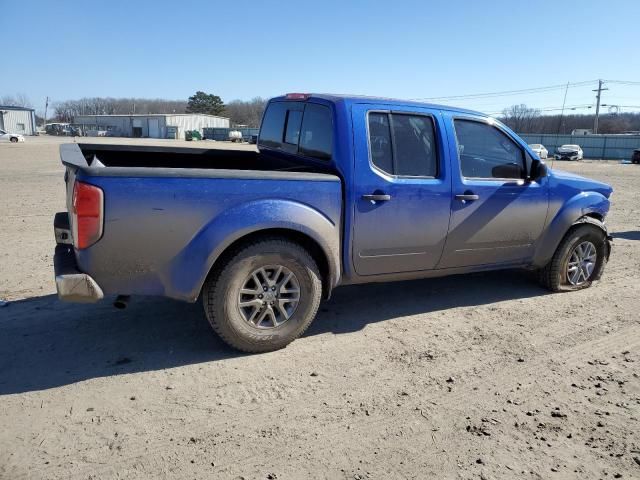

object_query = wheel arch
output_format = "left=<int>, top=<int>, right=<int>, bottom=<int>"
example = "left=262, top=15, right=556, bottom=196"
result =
left=203, top=228, right=335, bottom=301
left=163, top=199, right=341, bottom=302
left=532, top=192, right=610, bottom=268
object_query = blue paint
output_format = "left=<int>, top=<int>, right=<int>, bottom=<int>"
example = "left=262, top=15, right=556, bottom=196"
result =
left=70, top=95, right=612, bottom=301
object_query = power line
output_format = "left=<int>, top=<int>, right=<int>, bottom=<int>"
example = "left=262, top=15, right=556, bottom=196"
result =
left=487, top=102, right=640, bottom=116
left=604, top=80, right=640, bottom=86
left=602, top=104, right=640, bottom=109
left=407, top=78, right=640, bottom=115
left=409, top=80, right=598, bottom=101
left=485, top=104, right=594, bottom=116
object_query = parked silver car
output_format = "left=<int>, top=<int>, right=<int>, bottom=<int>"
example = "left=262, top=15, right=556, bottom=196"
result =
left=554, top=145, right=584, bottom=161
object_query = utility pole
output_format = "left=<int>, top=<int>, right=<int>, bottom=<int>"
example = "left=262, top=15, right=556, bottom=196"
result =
left=43, top=96, right=49, bottom=127
left=593, top=79, right=608, bottom=134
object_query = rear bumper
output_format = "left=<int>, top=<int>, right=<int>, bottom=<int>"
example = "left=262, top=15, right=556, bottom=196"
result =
left=54, top=213, right=104, bottom=303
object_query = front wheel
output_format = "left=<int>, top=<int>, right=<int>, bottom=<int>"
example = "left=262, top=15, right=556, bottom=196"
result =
left=10, top=137, right=18, bottom=143
left=538, top=224, right=608, bottom=292
left=202, top=238, right=322, bottom=353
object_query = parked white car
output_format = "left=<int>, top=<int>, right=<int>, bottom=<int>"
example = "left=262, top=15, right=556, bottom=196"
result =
left=554, top=144, right=584, bottom=161
left=0, top=129, right=25, bottom=143
left=528, top=144, right=548, bottom=159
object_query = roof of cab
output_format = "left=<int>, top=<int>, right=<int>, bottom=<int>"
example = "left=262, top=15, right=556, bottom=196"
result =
left=270, top=93, right=488, bottom=117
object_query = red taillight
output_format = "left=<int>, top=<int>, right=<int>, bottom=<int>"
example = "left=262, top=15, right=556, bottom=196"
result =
left=285, top=93, right=310, bottom=100
left=72, top=181, right=104, bottom=249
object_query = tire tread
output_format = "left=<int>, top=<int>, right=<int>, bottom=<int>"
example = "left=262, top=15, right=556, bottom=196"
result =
left=202, top=236, right=322, bottom=353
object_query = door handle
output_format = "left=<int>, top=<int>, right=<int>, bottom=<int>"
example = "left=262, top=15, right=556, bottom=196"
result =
left=362, top=193, right=391, bottom=202
left=455, top=193, right=479, bottom=202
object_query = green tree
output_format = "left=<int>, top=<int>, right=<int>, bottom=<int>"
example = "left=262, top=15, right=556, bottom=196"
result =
left=186, top=91, right=225, bottom=116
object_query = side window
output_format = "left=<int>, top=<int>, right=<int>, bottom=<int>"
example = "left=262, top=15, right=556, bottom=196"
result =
left=454, top=120, right=525, bottom=179
left=392, top=114, right=437, bottom=177
left=299, top=103, right=333, bottom=160
left=367, top=112, right=438, bottom=177
left=368, top=113, right=393, bottom=173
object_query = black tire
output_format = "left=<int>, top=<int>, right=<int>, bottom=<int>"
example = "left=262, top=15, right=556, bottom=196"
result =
left=202, top=237, right=322, bottom=353
left=10, top=137, right=18, bottom=143
left=538, top=224, right=608, bottom=292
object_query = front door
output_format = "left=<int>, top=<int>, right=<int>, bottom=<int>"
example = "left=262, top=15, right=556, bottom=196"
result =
left=351, top=104, right=452, bottom=276
left=439, top=114, right=549, bottom=268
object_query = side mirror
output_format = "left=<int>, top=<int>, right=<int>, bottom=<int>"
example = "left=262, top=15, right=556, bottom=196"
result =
left=492, top=162, right=524, bottom=179
left=529, top=159, right=548, bottom=182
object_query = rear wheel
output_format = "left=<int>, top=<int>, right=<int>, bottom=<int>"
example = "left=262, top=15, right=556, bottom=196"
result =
left=538, top=224, right=608, bottom=292
left=202, top=238, right=322, bottom=353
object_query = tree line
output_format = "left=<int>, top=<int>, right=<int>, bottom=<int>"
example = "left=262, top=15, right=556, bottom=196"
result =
left=52, top=92, right=268, bottom=128
left=500, top=104, right=640, bottom=134
left=4, top=91, right=640, bottom=133
left=53, top=98, right=190, bottom=122
left=2, top=91, right=268, bottom=127
left=1, top=94, right=32, bottom=108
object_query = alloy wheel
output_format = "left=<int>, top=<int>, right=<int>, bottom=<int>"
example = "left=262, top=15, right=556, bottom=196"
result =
left=566, top=241, right=597, bottom=286
left=237, top=265, right=301, bottom=328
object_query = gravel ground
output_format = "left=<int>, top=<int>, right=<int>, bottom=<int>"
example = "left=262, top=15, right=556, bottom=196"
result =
left=0, top=137, right=638, bottom=480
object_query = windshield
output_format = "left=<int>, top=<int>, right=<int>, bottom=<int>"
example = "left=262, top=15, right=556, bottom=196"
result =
left=560, top=145, right=580, bottom=149
left=529, top=144, right=542, bottom=149
left=0, top=129, right=5, bottom=135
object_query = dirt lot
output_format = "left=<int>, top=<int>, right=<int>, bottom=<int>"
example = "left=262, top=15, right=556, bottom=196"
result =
left=0, top=137, right=639, bottom=480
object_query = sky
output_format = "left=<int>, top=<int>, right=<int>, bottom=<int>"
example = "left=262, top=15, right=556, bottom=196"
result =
left=2, top=0, right=640, bottom=116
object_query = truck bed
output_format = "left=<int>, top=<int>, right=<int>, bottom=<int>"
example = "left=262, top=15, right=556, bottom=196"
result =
left=70, top=143, right=328, bottom=173
left=59, top=143, right=342, bottom=302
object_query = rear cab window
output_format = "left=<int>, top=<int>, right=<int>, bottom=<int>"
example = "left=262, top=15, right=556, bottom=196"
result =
left=259, top=100, right=333, bottom=161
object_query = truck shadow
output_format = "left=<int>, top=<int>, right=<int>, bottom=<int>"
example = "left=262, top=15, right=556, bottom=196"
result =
left=612, top=230, right=640, bottom=241
left=0, top=270, right=546, bottom=395
left=312, top=270, right=546, bottom=336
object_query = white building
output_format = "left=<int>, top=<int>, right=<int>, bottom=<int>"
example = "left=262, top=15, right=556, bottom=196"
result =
left=0, top=106, right=37, bottom=135
left=73, top=113, right=230, bottom=139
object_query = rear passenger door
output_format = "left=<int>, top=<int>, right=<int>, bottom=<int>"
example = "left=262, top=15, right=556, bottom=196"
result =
left=439, top=115, right=549, bottom=268
left=351, top=104, right=452, bottom=276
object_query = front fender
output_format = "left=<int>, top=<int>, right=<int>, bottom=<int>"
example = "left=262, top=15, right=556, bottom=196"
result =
left=163, top=199, right=341, bottom=301
left=531, top=191, right=610, bottom=267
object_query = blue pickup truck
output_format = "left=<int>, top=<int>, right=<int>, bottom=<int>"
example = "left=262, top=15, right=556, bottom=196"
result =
left=54, top=93, right=613, bottom=352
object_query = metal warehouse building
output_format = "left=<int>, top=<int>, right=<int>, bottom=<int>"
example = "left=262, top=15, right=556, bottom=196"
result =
left=0, top=106, right=37, bottom=135
left=73, top=113, right=229, bottom=139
